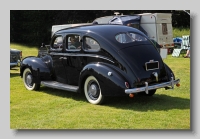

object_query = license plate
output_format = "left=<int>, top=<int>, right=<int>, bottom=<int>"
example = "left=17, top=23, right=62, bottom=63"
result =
left=145, top=61, right=159, bottom=71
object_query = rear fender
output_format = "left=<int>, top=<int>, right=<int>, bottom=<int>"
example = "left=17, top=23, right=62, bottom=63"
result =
left=79, top=63, right=128, bottom=96
left=164, top=63, right=175, bottom=80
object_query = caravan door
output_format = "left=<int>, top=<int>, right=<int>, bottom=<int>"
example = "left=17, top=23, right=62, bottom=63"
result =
left=155, top=13, right=174, bottom=48
left=140, top=13, right=173, bottom=48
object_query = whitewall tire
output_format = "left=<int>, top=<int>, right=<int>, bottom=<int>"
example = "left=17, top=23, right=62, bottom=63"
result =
left=23, top=68, right=40, bottom=91
left=84, top=76, right=104, bottom=105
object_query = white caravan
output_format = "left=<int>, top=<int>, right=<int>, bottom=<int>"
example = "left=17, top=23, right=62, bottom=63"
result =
left=93, top=13, right=174, bottom=58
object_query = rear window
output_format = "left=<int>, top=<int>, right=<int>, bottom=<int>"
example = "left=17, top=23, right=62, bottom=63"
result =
left=115, top=32, right=147, bottom=43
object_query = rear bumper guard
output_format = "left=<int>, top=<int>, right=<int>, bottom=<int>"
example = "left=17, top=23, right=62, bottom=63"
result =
left=125, top=77, right=180, bottom=95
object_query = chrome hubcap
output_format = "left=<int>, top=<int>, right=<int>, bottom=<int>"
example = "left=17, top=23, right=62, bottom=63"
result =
left=26, top=74, right=33, bottom=86
left=89, top=84, right=98, bottom=96
left=88, top=81, right=100, bottom=100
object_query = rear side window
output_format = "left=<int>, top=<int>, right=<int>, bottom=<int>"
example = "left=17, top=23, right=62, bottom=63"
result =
left=83, top=37, right=100, bottom=52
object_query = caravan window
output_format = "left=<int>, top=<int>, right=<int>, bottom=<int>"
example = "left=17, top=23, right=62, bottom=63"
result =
left=109, top=18, right=122, bottom=24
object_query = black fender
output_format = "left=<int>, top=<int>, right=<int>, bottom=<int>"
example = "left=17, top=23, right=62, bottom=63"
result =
left=79, top=62, right=129, bottom=96
left=164, top=63, right=175, bottom=80
left=20, top=55, right=53, bottom=83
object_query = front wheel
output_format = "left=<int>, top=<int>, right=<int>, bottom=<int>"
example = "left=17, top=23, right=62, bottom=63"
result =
left=84, top=76, right=104, bottom=105
left=23, top=68, right=40, bottom=91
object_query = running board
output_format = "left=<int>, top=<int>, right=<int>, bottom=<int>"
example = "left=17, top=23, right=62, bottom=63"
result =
left=41, top=81, right=79, bottom=92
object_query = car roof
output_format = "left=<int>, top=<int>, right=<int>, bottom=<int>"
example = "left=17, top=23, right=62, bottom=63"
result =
left=56, top=24, right=145, bottom=37
left=55, top=24, right=148, bottom=50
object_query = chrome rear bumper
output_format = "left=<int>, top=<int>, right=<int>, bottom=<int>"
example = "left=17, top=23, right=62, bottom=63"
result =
left=125, top=77, right=180, bottom=95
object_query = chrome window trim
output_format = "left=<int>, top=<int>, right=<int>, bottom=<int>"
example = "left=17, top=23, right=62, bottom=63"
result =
left=49, top=52, right=115, bottom=63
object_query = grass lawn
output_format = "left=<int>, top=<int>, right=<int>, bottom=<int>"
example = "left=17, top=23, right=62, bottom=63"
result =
left=10, top=43, right=190, bottom=129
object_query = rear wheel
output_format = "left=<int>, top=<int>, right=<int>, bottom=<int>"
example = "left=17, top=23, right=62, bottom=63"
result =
left=84, top=76, right=104, bottom=105
left=23, top=68, right=40, bottom=91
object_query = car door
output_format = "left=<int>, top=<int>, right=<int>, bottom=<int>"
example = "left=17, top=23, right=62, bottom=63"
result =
left=63, top=34, right=83, bottom=85
left=66, top=36, right=102, bottom=85
left=50, top=35, right=68, bottom=84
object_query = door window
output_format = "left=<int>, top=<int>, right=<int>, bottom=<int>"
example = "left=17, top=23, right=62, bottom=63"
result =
left=53, top=36, right=63, bottom=50
left=67, top=35, right=81, bottom=50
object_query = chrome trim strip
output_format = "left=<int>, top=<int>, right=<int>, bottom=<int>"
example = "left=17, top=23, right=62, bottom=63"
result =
left=50, top=52, right=115, bottom=63
left=41, top=81, right=79, bottom=92
left=125, top=78, right=180, bottom=94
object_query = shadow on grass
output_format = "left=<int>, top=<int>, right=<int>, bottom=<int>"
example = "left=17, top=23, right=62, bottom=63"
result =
left=38, top=86, right=190, bottom=112
left=105, top=94, right=190, bottom=111
left=38, top=86, right=86, bottom=102
left=10, top=67, right=20, bottom=78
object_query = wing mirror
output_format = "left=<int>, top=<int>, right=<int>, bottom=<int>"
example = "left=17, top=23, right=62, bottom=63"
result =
left=41, top=43, right=50, bottom=50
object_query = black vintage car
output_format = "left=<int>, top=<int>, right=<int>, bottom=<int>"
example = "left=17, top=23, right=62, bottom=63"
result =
left=20, top=24, right=180, bottom=105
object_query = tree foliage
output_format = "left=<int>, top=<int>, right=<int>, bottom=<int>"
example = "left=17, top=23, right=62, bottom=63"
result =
left=10, top=10, right=190, bottom=46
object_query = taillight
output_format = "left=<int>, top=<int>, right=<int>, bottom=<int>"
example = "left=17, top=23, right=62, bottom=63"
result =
left=125, top=82, right=129, bottom=89
left=176, top=83, right=180, bottom=87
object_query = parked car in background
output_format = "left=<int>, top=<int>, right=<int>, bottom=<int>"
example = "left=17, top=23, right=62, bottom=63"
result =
left=10, top=49, right=22, bottom=69
left=20, top=24, right=180, bottom=105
